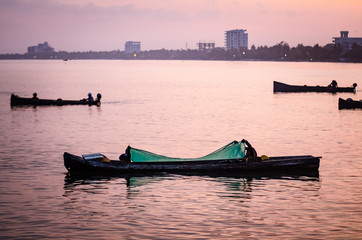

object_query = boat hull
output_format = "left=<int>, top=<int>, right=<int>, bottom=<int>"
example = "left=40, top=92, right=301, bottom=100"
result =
left=273, top=81, right=356, bottom=93
left=338, top=98, right=362, bottom=109
left=10, top=94, right=100, bottom=106
left=64, top=152, right=320, bottom=174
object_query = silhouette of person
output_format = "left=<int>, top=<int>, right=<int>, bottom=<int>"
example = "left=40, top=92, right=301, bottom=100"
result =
left=32, top=93, right=39, bottom=100
left=87, top=93, right=94, bottom=101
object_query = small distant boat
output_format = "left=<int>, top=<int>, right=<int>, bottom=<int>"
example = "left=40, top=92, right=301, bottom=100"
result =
left=10, top=94, right=101, bottom=107
left=338, top=98, right=362, bottom=110
left=273, top=81, right=357, bottom=93
left=64, top=140, right=320, bottom=174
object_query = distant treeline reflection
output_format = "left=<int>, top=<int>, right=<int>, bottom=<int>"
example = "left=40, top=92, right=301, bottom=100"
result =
left=1, top=42, right=361, bottom=62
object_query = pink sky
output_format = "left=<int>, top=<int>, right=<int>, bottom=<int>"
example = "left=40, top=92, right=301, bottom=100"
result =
left=0, top=0, right=361, bottom=53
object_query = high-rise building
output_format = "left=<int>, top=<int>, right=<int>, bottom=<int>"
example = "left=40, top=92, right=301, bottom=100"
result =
left=333, top=31, right=362, bottom=51
left=27, top=42, right=54, bottom=54
left=125, top=41, right=141, bottom=53
left=225, top=29, right=248, bottom=50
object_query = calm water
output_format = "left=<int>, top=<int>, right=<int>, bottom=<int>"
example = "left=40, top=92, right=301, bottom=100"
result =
left=0, top=60, right=361, bottom=239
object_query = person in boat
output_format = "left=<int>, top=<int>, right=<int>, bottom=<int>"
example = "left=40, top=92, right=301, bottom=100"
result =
left=328, top=80, right=338, bottom=89
left=87, top=93, right=94, bottom=101
left=32, top=93, right=39, bottom=100
left=241, top=139, right=260, bottom=162
left=96, top=93, right=102, bottom=102
left=119, top=145, right=131, bottom=162
left=242, top=139, right=257, bottom=157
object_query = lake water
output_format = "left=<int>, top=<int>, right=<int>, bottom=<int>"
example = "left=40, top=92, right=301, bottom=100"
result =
left=0, top=60, right=361, bottom=239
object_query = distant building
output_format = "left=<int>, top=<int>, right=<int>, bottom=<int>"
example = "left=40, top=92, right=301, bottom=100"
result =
left=198, top=42, right=215, bottom=51
left=27, top=42, right=54, bottom=54
left=125, top=41, right=141, bottom=53
left=225, top=29, right=248, bottom=50
left=333, top=31, right=362, bottom=51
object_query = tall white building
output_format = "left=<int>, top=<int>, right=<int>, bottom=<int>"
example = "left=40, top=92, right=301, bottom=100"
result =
left=125, top=41, right=141, bottom=53
left=225, top=29, right=248, bottom=50
left=27, top=42, right=54, bottom=54
left=333, top=31, right=362, bottom=51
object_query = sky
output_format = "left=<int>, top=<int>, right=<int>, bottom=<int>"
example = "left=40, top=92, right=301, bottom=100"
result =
left=0, top=0, right=361, bottom=53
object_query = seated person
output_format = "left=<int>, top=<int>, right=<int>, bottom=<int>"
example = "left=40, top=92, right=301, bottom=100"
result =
left=96, top=93, right=102, bottom=101
left=32, top=93, right=39, bottom=100
left=328, top=80, right=338, bottom=89
left=241, top=139, right=260, bottom=162
left=87, top=93, right=94, bottom=101
left=119, top=145, right=131, bottom=162
left=241, top=139, right=257, bottom=157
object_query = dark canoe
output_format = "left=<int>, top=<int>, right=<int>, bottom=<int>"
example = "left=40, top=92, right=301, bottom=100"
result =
left=273, top=81, right=357, bottom=93
left=338, top=98, right=362, bottom=110
left=10, top=94, right=100, bottom=106
left=64, top=152, right=320, bottom=174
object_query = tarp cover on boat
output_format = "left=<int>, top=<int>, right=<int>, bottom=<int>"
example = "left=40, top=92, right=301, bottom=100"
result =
left=130, top=141, right=245, bottom=162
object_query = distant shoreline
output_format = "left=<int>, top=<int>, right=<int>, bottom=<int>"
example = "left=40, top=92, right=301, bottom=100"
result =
left=1, top=44, right=361, bottom=63
left=1, top=57, right=360, bottom=63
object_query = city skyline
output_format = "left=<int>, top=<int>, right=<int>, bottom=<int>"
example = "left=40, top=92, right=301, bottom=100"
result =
left=0, top=0, right=361, bottom=54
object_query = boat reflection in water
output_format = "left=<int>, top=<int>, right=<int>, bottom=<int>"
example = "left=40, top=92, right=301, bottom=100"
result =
left=64, top=169, right=320, bottom=189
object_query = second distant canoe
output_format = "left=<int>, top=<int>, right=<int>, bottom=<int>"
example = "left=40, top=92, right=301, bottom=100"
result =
left=273, top=81, right=357, bottom=93
left=338, top=98, right=362, bottom=110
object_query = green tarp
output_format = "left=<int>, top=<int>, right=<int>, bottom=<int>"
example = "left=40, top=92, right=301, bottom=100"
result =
left=130, top=140, right=245, bottom=162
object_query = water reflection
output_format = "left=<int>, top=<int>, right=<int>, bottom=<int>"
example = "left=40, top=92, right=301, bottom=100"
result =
left=64, top=171, right=320, bottom=193
left=62, top=172, right=321, bottom=239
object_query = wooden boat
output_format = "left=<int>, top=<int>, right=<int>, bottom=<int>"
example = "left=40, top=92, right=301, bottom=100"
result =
left=64, top=152, right=320, bottom=174
left=338, top=98, right=362, bottom=110
left=10, top=94, right=100, bottom=106
left=273, top=81, right=357, bottom=93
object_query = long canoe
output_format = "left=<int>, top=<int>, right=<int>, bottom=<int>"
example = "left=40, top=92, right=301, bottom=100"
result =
left=11, top=94, right=100, bottom=106
left=64, top=152, right=320, bottom=174
left=338, top=98, right=362, bottom=110
left=273, top=81, right=357, bottom=93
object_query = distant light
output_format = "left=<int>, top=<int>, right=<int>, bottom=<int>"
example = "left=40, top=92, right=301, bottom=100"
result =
left=285, top=54, right=287, bottom=57
left=243, top=52, right=245, bottom=55
left=134, top=53, right=137, bottom=57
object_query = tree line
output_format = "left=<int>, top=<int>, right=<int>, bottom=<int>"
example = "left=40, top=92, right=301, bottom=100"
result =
left=1, top=42, right=361, bottom=62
